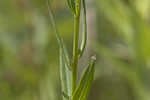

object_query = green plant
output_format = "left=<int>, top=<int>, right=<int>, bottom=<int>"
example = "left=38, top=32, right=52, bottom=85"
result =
left=47, top=0, right=96, bottom=100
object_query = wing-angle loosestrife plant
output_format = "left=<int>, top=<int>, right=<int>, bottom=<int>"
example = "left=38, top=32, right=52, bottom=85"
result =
left=47, top=0, right=96, bottom=100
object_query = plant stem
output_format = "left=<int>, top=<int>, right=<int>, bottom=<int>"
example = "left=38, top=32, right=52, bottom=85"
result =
left=72, top=0, right=81, bottom=94
left=72, top=15, right=79, bottom=94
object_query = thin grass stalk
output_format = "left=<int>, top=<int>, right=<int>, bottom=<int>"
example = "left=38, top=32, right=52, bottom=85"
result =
left=72, top=0, right=81, bottom=94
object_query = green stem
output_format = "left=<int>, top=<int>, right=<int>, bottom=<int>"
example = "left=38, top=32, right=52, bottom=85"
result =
left=72, top=0, right=81, bottom=94
left=72, top=15, right=79, bottom=94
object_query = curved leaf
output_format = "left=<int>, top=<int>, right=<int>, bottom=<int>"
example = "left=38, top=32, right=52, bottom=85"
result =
left=79, top=0, right=87, bottom=58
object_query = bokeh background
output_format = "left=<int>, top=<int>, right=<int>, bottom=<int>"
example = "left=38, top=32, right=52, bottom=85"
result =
left=0, top=0, right=150, bottom=100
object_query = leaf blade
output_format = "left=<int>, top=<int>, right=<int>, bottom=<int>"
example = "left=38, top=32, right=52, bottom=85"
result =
left=60, top=49, right=72, bottom=100
left=79, top=0, right=87, bottom=58
left=47, top=0, right=71, bottom=69
left=47, top=1, right=72, bottom=99
left=72, top=56, right=96, bottom=100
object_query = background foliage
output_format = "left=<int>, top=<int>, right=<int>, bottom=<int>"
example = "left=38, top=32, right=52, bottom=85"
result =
left=0, top=0, right=150, bottom=100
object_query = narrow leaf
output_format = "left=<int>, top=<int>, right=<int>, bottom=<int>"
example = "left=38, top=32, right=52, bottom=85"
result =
left=47, top=0, right=71, bottom=69
left=79, top=0, right=87, bottom=58
left=60, top=50, right=72, bottom=100
left=47, top=1, right=72, bottom=100
left=72, top=56, right=96, bottom=100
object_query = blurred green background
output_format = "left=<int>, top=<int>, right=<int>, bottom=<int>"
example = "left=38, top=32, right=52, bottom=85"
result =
left=0, top=0, right=150, bottom=100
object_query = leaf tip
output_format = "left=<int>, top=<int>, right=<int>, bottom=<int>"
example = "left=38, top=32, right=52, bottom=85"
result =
left=91, top=55, right=96, bottom=61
